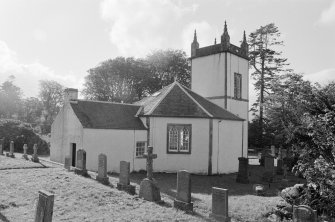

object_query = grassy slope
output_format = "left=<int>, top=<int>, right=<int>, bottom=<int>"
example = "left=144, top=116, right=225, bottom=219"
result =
left=0, top=156, right=297, bottom=222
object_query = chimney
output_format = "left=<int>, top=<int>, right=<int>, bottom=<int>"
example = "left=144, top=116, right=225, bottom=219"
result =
left=64, top=88, right=78, bottom=103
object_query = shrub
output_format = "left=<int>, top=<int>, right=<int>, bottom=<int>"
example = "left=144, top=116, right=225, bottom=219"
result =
left=0, top=119, right=49, bottom=155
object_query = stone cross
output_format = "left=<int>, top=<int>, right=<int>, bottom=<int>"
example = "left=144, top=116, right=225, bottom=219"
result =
left=22, top=144, right=28, bottom=160
left=209, top=187, right=230, bottom=222
left=293, top=205, right=317, bottom=222
left=143, top=146, right=157, bottom=180
left=0, top=138, right=4, bottom=155
left=117, top=161, right=135, bottom=195
left=35, top=190, right=54, bottom=222
left=96, top=153, right=109, bottom=185
left=31, top=144, right=39, bottom=162
left=174, top=170, right=193, bottom=212
left=283, top=164, right=289, bottom=179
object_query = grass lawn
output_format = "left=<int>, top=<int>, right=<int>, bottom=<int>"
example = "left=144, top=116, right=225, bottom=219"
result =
left=0, top=155, right=301, bottom=222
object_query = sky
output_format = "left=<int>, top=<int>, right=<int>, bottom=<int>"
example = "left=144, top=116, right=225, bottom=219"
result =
left=0, top=0, right=334, bottom=101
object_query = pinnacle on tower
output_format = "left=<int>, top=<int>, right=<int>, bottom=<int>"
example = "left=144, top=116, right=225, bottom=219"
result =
left=191, top=29, right=199, bottom=57
left=240, top=30, right=249, bottom=56
left=214, top=38, right=217, bottom=45
left=221, top=21, right=230, bottom=49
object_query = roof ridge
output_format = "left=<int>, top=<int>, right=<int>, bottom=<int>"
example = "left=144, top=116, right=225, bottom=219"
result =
left=176, top=82, right=213, bottom=118
left=147, top=82, right=177, bottom=115
left=77, top=99, right=141, bottom=107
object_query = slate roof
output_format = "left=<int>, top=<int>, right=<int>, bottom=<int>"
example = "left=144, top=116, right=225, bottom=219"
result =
left=70, top=100, right=146, bottom=130
left=134, top=82, right=244, bottom=121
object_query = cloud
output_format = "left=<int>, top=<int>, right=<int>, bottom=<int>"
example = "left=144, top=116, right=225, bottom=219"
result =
left=100, top=0, right=197, bottom=57
left=0, top=40, right=84, bottom=98
left=304, top=68, right=335, bottom=85
left=318, top=0, right=335, bottom=24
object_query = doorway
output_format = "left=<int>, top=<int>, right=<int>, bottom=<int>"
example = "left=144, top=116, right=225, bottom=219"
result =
left=71, top=143, right=76, bottom=167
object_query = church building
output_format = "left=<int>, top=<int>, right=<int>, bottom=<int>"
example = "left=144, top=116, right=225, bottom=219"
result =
left=50, top=23, right=249, bottom=175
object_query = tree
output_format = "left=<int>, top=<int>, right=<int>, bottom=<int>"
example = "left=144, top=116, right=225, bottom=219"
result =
left=146, top=49, right=191, bottom=90
left=38, top=80, right=64, bottom=134
left=0, top=75, right=22, bottom=118
left=248, top=23, right=291, bottom=148
left=21, top=97, right=43, bottom=124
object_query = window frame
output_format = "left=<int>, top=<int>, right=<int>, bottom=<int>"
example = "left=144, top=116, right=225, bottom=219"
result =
left=135, top=141, right=146, bottom=158
left=234, top=73, right=242, bottom=99
left=166, top=124, right=192, bottom=154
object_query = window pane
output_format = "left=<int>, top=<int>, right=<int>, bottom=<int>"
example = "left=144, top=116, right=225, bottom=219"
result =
left=180, top=128, right=189, bottom=152
left=168, top=128, right=178, bottom=151
left=136, top=142, right=146, bottom=157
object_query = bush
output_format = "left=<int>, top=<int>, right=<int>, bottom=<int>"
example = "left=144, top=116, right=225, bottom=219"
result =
left=0, top=119, right=49, bottom=155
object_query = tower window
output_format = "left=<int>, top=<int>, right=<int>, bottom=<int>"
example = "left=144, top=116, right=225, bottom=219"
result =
left=234, top=73, right=242, bottom=99
left=167, top=124, right=192, bottom=154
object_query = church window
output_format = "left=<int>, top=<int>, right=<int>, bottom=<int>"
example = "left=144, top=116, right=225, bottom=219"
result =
left=136, top=141, right=146, bottom=157
left=167, top=124, right=191, bottom=154
left=234, top=73, right=242, bottom=99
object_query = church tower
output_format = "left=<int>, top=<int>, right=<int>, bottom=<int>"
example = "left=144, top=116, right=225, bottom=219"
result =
left=190, top=22, right=249, bottom=156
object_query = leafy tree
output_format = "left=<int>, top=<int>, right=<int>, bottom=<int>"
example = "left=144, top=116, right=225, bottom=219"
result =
left=21, top=97, right=43, bottom=124
left=248, top=23, right=291, bottom=148
left=0, top=75, right=22, bottom=118
left=38, top=80, right=64, bottom=134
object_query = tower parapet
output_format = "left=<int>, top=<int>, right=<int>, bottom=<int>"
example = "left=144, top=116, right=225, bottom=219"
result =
left=191, top=23, right=249, bottom=60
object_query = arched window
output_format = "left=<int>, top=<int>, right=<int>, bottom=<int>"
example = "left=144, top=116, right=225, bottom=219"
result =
left=168, top=128, right=178, bottom=151
left=167, top=124, right=191, bottom=153
left=180, top=128, right=189, bottom=152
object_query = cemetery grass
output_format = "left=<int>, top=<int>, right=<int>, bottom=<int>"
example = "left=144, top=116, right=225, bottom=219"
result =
left=0, top=157, right=302, bottom=222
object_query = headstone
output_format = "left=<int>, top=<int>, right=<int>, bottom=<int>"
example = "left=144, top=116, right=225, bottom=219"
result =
left=293, top=205, right=317, bottom=222
left=6, top=141, right=15, bottom=158
left=252, top=184, right=265, bottom=196
left=283, top=164, right=289, bottom=179
left=0, top=138, right=4, bottom=155
left=31, top=144, right=39, bottom=162
left=117, top=161, right=135, bottom=195
left=264, top=154, right=275, bottom=175
left=22, top=144, right=29, bottom=160
left=236, top=157, right=249, bottom=183
left=139, top=146, right=161, bottom=201
left=276, top=159, right=283, bottom=175
left=271, top=145, right=276, bottom=156
left=209, top=187, right=230, bottom=222
left=74, top=149, right=88, bottom=177
left=35, top=190, right=54, bottom=222
left=96, top=153, right=109, bottom=185
left=174, top=170, right=193, bottom=212
left=64, top=156, right=71, bottom=171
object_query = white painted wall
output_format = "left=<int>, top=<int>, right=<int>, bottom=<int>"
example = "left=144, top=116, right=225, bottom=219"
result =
left=83, top=129, right=147, bottom=173
left=50, top=102, right=83, bottom=163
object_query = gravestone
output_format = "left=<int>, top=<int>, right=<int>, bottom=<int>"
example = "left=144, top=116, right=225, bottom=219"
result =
left=0, top=138, right=4, bottom=155
left=262, top=153, right=275, bottom=182
left=6, top=141, right=15, bottom=158
left=22, top=144, right=29, bottom=160
left=64, top=156, right=71, bottom=171
left=31, top=144, right=39, bottom=162
left=293, top=205, right=317, bottom=222
left=139, top=146, right=161, bottom=201
left=276, top=159, right=283, bottom=175
left=96, top=153, right=109, bottom=185
left=174, top=170, right=193, bottom=212
left=252, top=184, right=265, bottom=196
left=236, top=157, right=249, bottom=183
left=117, top=161, right=135, bottom=195
left=74, top=149, right=88, bottom=177
left=209, top=187, right=230, bottom=222
left=35, top=190, right=54, bottom=222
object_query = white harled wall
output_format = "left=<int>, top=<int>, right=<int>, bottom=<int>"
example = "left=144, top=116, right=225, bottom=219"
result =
left=50, top=102, right=83, bottom=163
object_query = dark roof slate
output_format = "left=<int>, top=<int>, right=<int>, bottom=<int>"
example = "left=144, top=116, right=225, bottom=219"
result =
left=135, top=82, right=244, bottom=121
left=70, top=100, right=146, bottom=130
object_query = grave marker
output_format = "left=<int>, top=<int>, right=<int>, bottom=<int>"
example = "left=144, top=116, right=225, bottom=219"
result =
left=293, top=205, right=317, bottom=222
left=64, top=156, right=71, bottom=171
left=35, top=190, right=54, bottom=222
left=252, top=184, right=265, bottom=196
left=174, top=170, right=193, bottom=212
left=22, top=144, right=29, bottom=160
left=117, top=161, right=135, bottom=195
left=276, top=159, right=283, bottom=175
left=0, top=138, right=4, bottom=155
left=31, top=144, right=39, bottom=162
left=74, top=149, right=88, bottom=177
left=236, top=157, right=249, bottom=183
left=139, top=146, right=161, bottom=201
left=96, top=153, right=109, bottom=185
left=209, top=187, right=230, bottom=222
left=7, top=141, right=15, bottom=158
